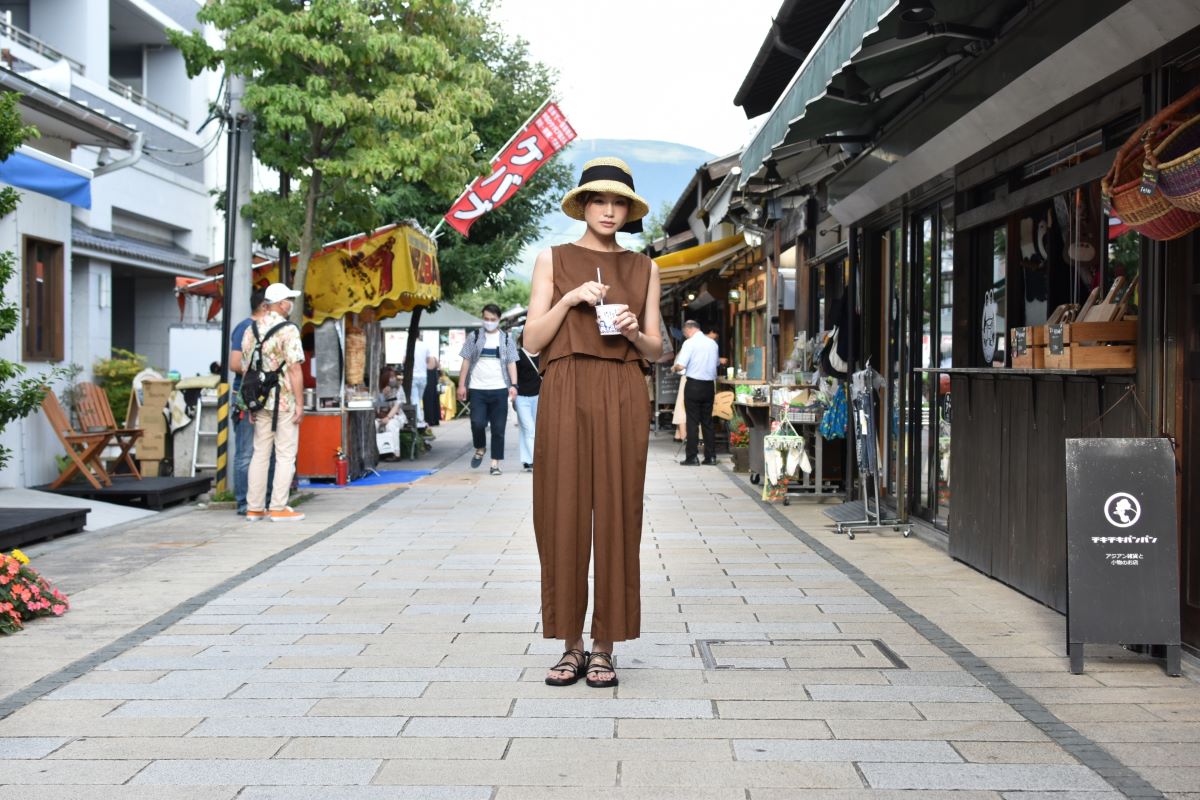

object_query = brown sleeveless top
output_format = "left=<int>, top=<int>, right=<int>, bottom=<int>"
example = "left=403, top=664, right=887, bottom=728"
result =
left=541, top=243, right=652, bottom=368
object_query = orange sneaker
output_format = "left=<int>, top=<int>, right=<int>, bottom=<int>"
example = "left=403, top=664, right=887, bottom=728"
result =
left=245, top=510, right=266, bottom=522
left=269, top=507, right=306, bottom=523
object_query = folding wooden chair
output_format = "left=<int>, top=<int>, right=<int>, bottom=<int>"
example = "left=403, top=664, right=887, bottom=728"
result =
left=41, top=389, right=112, bottom=490
left=76, top=381, right=142, bottom=478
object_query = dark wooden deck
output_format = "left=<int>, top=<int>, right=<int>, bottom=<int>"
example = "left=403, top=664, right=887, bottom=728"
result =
left=38, top=476, right=212, bottom=511
left=0, top=507, right=89, bottom=550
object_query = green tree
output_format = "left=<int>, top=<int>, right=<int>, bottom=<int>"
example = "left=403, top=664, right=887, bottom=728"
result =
left=450, top=279, right=531, bottom=316
left=171, top=0, right=495, bottom=323
left=639, top=201, right=673, bottom=251
left=0, top=92, right=58, bottom=470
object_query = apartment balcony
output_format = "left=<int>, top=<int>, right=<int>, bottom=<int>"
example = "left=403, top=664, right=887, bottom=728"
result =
left=0, top=15, right=84, bottom=75
left=107, top=76, right=188, bottom=130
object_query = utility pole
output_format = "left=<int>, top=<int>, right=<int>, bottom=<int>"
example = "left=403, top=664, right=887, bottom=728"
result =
left=216, top=73, right=255, bottom=495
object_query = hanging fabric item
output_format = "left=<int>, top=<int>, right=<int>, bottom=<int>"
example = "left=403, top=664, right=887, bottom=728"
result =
left=763, top=419, right=806, bottom=503
left=849, top=367, right=886, bottom=477
left=820, top=383, right=848, bottom=440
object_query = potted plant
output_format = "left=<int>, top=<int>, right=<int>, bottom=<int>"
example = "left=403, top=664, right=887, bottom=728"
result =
left=729, top=420, right=750, bottom=472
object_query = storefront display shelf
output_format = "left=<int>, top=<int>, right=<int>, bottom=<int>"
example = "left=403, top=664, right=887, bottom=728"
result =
left=914, top=367, right=1136, bottom=376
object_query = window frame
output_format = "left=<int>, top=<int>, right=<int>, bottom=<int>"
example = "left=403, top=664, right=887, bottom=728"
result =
left=22, top=235, right=65, bottom=362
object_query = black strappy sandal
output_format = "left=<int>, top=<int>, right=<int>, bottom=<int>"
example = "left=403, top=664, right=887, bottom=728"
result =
left=544, top=648, right=588, bottom=687
left=585, top=651, right=618, bottom=688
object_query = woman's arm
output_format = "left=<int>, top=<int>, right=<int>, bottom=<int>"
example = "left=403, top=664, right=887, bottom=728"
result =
left=614, top=259, right=664, bottom=359
left=523, top=248, right=607, bottom=353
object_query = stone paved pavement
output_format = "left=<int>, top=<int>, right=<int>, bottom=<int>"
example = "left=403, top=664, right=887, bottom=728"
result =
left=1, top=417, right=1198, bottom=798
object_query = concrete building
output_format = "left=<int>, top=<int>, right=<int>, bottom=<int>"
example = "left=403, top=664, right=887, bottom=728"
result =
left=0, top=0, right=220, bottom=487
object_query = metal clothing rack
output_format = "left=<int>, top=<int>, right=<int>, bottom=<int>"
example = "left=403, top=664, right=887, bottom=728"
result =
left=834, top=367, right=912, bottom=540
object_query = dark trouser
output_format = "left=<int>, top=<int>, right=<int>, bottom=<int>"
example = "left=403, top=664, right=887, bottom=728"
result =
left=684, top=378, right=716, bottom=461
left=423, top=368, right=441, bottom=426
left=469, top=388, right=509, bottom=460
left=234, top=409, right=274, bottom=512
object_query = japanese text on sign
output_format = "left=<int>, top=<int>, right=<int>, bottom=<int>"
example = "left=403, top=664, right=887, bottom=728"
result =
left=443, top=102, right=576, bottom=237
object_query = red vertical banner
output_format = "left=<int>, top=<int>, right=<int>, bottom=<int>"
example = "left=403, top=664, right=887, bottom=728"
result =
left=443, top=102, right=576, bottom=237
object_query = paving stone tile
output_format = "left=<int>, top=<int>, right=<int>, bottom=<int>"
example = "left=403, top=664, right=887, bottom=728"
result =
left=620, top=761, right=862, bottom=788
left=402, top=716, right=614, bottom=738
left=340, top=667, right=521, bottom=682
left=951, top=741, right=1080, bottom=765
left=187, top=717, right=404, bottom=737
left=231, top=681, right=427, bottom=699
left=107, top=699, right=317, bottom=717
left=617, top=719, right=832, bottom=739
left=512, top=698, right=713, bottom=719
left=239, top=789, right=491, bottom=800
left=0, top=759, right=149, bottom=784
left=717, top=700, right=922, bottom=720
left=735, top=739, right=962, bottom=762
left=0, top=738, right=68, bottom=758
left=0, top=789, right=239, bottom=800
left=131, top=759, right=378, bottom=785
left=49, top=736, right=287, bottom=759
left=914, top=702, right=1025, bottom=721
left=496, top=789, right=743, bottom=800
left=859, top=763, right=1113, bottom=791
left=1099, top=742, right=1200, bottom=767
left=277, top=736, right=508, bottom=760
left=374, top=758, right=617, bottom=786
left=308, top=698, right=511, bottom=717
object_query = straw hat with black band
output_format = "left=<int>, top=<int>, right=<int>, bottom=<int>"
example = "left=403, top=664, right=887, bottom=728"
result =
left=561, top=157, right=650, bottom=235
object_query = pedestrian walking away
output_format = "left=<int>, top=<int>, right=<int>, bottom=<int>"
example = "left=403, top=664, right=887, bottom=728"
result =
left=229, top=287, right=274, bottom=515
left=241, top=282, right=306, bottom=522
left=674, top=319, right=719, bottom=465
left=523, top=156, right=663, bottom=688
left=514, top=330, right=541, bottom=471
left=457, top=303, right=519, bottom=475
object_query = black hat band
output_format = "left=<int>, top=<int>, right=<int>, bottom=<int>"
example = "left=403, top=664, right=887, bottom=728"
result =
left=577, top=164, right=636, bottom=190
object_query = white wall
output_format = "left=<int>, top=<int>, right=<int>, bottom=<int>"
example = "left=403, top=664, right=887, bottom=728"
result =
left=70, top=257, right=113, bottom=379
left=133, top=274, right=180, bottom=372
left=144, top=46, right=192, bottom=126
left=0, top=189, right=75, bottom=488
left=29, top=0, right=108, bottom=83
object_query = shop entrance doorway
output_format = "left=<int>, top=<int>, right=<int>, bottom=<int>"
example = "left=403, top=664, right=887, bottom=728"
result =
left=1181, top=236, right=1200, bottom=649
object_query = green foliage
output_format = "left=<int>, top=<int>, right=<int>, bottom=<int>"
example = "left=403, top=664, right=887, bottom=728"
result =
left=343, top=10, right=573, bottom=300
left=449, top=279, right=531, bottom=316
left=0, top=92, right=56, bottom=471
left=92, top=349, right=148, bottom=426
left=171, top=0, right=496, bottom=321
left=639, top=201, right=673, bottom=251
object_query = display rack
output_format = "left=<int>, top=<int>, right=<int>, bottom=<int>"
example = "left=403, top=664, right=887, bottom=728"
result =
left=835, top=367, right=912, bottom=539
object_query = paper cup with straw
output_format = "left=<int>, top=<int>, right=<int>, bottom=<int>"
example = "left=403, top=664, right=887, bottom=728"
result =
left=594, top=265, right=623, bottom=335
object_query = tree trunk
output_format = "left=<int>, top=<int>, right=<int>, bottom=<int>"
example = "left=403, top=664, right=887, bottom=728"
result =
left=290, top=167, right=322, bottom=327
left=402, top=306, right=423, bottom=400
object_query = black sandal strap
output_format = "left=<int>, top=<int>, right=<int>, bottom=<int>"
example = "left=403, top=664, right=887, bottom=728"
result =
left=586, top=651, right=615, bottom=674
left=551, top=648, right=587, bottom=676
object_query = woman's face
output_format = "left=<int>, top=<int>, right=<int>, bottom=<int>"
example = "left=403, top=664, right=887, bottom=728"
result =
left=583, top=192, right=630, bottom=235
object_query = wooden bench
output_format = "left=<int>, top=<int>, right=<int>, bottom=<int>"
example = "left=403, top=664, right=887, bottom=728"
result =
left=76, top=381, right=142, bottom=478
left=41, top=389, right=112, bottom=490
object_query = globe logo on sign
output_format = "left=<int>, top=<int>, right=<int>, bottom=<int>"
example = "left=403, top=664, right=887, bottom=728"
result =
left=1104, top=492, right=1141, bottom=528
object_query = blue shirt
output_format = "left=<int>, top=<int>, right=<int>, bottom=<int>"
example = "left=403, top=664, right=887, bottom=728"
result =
left=230, top=317, right=253, bottom=394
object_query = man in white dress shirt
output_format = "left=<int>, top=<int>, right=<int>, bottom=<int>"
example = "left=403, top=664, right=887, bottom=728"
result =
left=673, top=319, right=719, bottom=465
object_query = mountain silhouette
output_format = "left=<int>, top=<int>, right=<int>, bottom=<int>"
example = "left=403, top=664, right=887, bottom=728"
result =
left=509, top=138, right=716, bottom=279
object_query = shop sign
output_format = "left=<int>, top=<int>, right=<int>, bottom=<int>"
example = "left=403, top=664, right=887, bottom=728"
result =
left=1065, top=438, right=1181, bottom=675
left=748, top=275, right=766, bottom=307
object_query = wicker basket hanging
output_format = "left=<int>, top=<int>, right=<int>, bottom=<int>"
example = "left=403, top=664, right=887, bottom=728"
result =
left=1145, top=111, right=1200, bottom=213
left=344, top=329, right=367, bottom=387
left=1101, top=83, right=1200, bottom=241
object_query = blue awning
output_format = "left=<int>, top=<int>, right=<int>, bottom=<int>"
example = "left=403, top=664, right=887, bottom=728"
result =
left=0, top=149, right=91, bottom=208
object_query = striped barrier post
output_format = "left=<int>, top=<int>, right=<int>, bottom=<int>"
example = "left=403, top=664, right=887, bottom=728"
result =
left=215, top=382, right=230, bottom=494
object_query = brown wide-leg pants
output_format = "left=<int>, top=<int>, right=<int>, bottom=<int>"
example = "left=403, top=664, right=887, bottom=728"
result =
left=533, top=355, right=650, bottom=642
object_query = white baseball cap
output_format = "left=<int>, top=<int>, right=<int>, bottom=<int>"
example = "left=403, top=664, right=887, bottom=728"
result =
left=263, top=283, right=301, bottom=303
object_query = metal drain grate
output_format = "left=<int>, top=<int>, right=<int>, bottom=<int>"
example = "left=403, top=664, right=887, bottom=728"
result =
left=696, top=638, right=908, bottom=670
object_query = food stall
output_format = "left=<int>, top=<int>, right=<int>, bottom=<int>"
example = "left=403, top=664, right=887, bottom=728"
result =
left=177, top=222, right=441, bottom=481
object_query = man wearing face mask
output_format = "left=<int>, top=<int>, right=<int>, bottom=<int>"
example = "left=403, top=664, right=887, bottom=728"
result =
left=457, top=303, right=519, bottom=475
left=241, top=283, right=307, bottom=522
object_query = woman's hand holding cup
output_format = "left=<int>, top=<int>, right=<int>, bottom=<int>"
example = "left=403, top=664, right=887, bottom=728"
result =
left=567, top=281, right=608, bottom=307
left=613, top=307, right=639, bottom=341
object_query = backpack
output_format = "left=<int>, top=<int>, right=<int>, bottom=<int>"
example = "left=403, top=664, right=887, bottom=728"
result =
left=240, top=320, right=293, bottom=421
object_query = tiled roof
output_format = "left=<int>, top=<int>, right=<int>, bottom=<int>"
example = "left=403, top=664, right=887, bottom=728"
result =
left=72, top=224, right=210, bottom=274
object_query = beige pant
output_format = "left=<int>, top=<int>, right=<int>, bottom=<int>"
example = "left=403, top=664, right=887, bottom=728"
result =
left=247, top=409, right=299, bottom=511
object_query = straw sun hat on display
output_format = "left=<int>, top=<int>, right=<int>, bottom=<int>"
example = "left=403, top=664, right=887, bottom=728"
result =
left=561, top=157, right=650, bottom=234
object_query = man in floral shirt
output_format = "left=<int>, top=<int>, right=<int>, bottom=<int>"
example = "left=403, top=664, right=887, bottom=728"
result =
left=241, top=283, right=306, bottom=522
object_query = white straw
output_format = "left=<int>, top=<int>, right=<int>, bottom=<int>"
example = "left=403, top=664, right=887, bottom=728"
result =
left=596, top=267, right=602, bottom=284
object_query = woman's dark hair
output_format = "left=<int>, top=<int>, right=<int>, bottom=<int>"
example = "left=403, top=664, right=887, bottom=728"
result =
left=482, top=303, right=502, bottom=318
left=577, top=191, right=596, bottom=207
left=379, top=366, right=397, bottom=386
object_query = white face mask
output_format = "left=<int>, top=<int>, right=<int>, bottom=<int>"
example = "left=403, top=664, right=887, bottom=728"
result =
left=482, top=320, right=499, bottom=332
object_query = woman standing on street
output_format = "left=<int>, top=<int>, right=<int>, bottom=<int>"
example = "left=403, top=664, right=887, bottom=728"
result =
left=523, top=157, right=662, bottom=688
left=514, top=331, right=541, bottom=472
left=458, top=304, right=519, bottom=475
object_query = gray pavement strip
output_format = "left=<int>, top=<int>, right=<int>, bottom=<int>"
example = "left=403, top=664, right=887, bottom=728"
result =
left=722, top=468, right=1167, bottom=799
left=0, top=442, right=472, bottom=722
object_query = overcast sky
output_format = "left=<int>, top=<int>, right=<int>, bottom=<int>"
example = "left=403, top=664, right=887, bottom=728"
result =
left=489, top=0, right=784, bottom=156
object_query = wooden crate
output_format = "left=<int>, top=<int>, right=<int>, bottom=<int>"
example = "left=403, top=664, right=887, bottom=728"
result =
left=1010, top=326, right=1046, bottom=368
left=1044, top=320, right=1136, bottom=369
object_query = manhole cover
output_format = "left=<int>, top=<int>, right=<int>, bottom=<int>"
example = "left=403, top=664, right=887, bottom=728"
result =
left=697, top=638, right=908, bottom=670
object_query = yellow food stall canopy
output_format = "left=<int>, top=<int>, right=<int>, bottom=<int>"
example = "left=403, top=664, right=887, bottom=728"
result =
left=655, top=233, right=747, bottom=285
left=178, top=223, right=440, bottom=325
